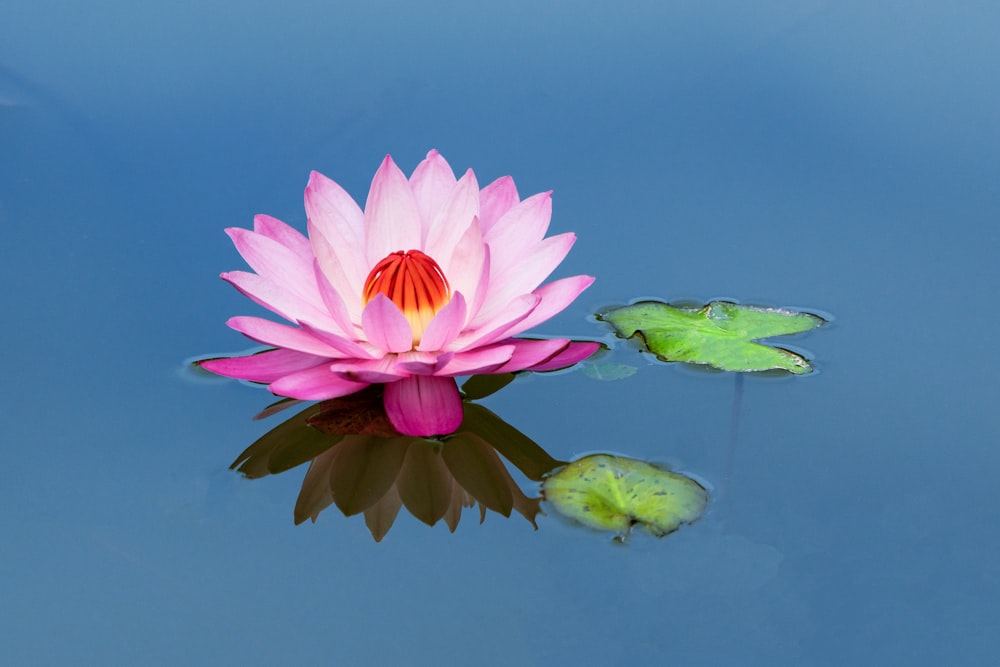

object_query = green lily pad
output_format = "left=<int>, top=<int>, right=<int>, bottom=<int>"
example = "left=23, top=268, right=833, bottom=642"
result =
left=542, top=454, right=708, bottom=540
left=599, top=300, right=825, bottom=374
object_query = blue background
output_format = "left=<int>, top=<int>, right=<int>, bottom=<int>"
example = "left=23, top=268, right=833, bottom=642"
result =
left=2, top=2, right=998, bottom=664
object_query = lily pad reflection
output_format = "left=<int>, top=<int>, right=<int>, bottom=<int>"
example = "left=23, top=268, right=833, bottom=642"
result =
left=542, top=454, right=708, bottom=542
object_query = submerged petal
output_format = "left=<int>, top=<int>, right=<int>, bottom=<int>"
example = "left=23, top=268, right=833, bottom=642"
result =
left=383, top=375, right=464, bottom=436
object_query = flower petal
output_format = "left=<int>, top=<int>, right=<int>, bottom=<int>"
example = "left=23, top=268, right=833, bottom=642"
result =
left=483, top=191, right=551, bottom=276
left=226, top=228, right=320, bottom=307
left=478, top=176, right=520, bottom=234
left=491, top=338, right=572, bottom=373
left=395, top=350, right=455, bottom=375
left=226, top=316, right=346, bottom=357
left=295, top=320, right=378, bottom=359
left=365, top=155, right=422, bottom=264
left=361, top=293, right=414, bottom=354
left=476, top=232, right=576, bottom=323
left=498, top=274, right=595, bottom=339
left=304, top=170, right=367, bottom=291
left=269, top=364, right=371, bottom=400
left=308, top=222, right=364, bottom=322
left=417, top=291, right=467, bottom=352
left=199, top=348, right=328, bottom=383
left=424, top=168, right=480, bottom=263
left=442, top=216, right=487, bottom=319
left=311, top=259, right=361, bottom=337
left=383, top=375, right=464, bottom=436
left=409, top=149, right=458, bottom=229
left=253, top=214, right=312, bottom=259
left=453, top=294, right=540, bottom=350
left=222, top=270, right=341, bottom=331
left=436, top=344, right=516, bottom=376
left=328, top=357, right=404, bottom=383
left=525, top=340, right=601, bottom=371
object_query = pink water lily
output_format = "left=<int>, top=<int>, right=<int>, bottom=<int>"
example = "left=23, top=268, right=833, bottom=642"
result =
left=201, top=150, right=598, bottom=436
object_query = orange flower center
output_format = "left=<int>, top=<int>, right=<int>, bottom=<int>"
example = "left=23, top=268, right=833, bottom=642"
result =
left=362, top=250, right=451, bottom=345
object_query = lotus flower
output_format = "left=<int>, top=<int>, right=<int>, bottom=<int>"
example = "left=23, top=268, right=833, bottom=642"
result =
left=201, top=150, right=598, bottom=436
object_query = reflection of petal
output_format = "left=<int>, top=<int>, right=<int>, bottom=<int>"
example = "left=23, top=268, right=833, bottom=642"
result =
left=328, top=436, right=409, bottom=516
left=396, top=440, right=454, bottom=526
left=364, top=485, right=403, bottom=543
left=232, top=402, right=342, bottom=479
left=442, top=433, right=514, bottom=517
left=230, top=382, right=564, bottom=539
left=294, top=444, right=342, bottom=524
left=442, top=476, right=474, bottom=532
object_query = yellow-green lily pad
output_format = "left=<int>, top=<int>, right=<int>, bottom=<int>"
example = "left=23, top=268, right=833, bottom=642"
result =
left=542, top=454, right=708, bottom=540
left=598, top=300, right=825, bottom=374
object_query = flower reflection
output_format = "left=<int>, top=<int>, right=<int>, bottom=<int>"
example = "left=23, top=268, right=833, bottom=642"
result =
left=227, top=376, right=708, bottom=542
left=231, top=383, right=562, bottom=541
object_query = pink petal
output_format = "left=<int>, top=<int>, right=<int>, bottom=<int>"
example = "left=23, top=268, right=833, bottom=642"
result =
left=491, top=338, right=571, bottom=373
left=253, top=214, right=313, bottom=259
left=226, top=316, right=346, bottom=357
left=328, top=357, right=404, bottom=383
left=409, top=149, right=458, bottom=228
left=199, top=348, right=329, bottom=383
left=311, top=259, right=361, bottom=337
left=361, top=293, right=413, bottom=354
left=222, top=271, right=341, bottom=332
left=436, top=344, right=516, bottom=376
left=308, top=222, right=364, bottom=321
left=417, top=292, right=468, bottom=352
left=226, top=228, right=320, bottom=307
left=269, top=364, right=371, bottom=400
left=441, top=216, right=487, bottom=318
left=479, top=176, right=520, bottom=234
left=395, top=350, right=455, bottom=375
left=498, top=274, right=595, bottom=339
left=294, top=320, right=378, bottom=359
left=525, top=340, right=601, bottom=371
left=365, top=155, right=422, bottom=264
left=477, top=232, right=576, bottom=321
left=424, top=168, right=480, bottom=263
left=383, top=375, right=464, bottom=436
left=304, top=171, right=367, bottom=289
left=483, top=191, right=552, bottom=277
left=455, top=293, right=540, bottom=349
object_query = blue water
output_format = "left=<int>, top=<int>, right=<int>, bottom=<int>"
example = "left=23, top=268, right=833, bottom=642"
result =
left=3, top=2, right=999, bottom=664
